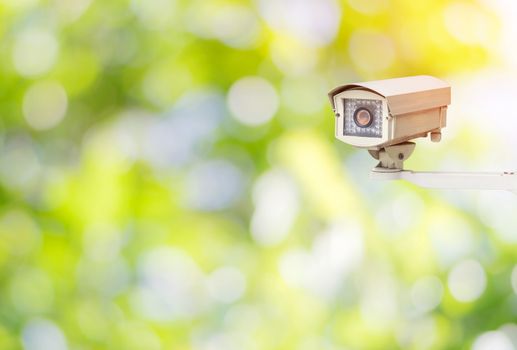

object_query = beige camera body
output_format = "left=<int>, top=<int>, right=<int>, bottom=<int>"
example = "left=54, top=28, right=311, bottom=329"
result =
left=329, top=75, right=451, bottom=151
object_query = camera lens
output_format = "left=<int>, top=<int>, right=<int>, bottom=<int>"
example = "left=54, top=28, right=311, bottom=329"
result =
left=353, top=108, right=373, bottom=127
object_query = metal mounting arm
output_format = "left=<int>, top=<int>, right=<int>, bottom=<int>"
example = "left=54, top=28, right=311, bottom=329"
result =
left=368, top=142, right=517, bottom=194
left=371, top=170, right=517, bottom=193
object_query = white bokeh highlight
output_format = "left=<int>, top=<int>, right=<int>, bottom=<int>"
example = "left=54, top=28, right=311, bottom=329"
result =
left=142, top=92, right=224, bottom=169
left=131, top=247, right=207, bottom=321
left=477, top=191, right=517, bottom=243
left=447, top=259, right=486, bottom=302
left=376, top=191, right=424, bottom=237
left=13, top=28, right=59, bottom=77
left=55, top=0, right=93, bottom=22
left=0, top=136, right=41, bottom=192
left=187, top=4, right=261, bottom=49
left=472, top=331, right=514, bottom=350
left=500, top=324, right=517, bottom=349
left=257, top=0, right=341, bottom=48
left=449, top=72, right=517, bottom=151
left=250, top=169, right=299, bottom=246
left=185, top=160, right=245, bottom=211
left=279, top=220, right=364, bottom=300
left=22, top=319, right=68, bottom=350
left=131, top=0, right=176, bottom=30
left=360, top=266, right=398, bottom=329
left=23, top=81, right=68, bottom=130
left=227, top=76, right=279, bottom=126
left=428, top=218, right=475, bottom=268
left=482, top=0, right=517, bottom=69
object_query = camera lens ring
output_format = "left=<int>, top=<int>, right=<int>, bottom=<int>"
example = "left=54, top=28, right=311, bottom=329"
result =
left=353, top=107, right=374, bottom=128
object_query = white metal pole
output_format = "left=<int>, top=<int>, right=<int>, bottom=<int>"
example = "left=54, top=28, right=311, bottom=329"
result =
left=370, top=170, right=517, bottom=193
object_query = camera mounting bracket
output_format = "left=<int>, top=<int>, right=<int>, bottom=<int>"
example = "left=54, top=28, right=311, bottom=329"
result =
left=368, top=142, right=517, bottom=193
left=368, top=142, right=416, bottom=171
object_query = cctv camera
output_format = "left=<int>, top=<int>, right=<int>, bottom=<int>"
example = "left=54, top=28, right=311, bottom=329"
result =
left=329, top=76, right=517, bottom=193
left=329, top=75, right=451, bottom=170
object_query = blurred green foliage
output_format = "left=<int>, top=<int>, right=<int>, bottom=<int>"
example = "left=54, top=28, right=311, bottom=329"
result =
left=0, top=0, right=515, bottom=349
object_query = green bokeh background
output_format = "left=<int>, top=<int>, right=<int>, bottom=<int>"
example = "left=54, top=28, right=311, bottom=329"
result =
left=0, top=0, right=516, bottom=349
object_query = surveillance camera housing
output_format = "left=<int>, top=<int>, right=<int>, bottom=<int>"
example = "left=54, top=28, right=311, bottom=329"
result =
left=328, top=75, right=451, bottom=150
left=329, top=75, right=517, bottom=194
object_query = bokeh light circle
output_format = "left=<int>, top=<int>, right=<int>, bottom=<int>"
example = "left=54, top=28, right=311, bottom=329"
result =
left=257, top=0, right=341, bottom=48
left=227, top=76, right=279, bottom=126
left=13, top=29, right=59, bottom=77
left=131, top=0, right=176, bottom=30
left=186, top=4, right=261, bottom=49
left=23, top=81, right=68, bottom=130
left=447, top=259, right=486, bottom=302
left=22, top=319, right=68, bottom=350
left=185, top=160, right=245, bottom=211
left=250, top=169, right=299, bottom=246
left=472, top=331, right=514, bottom=350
